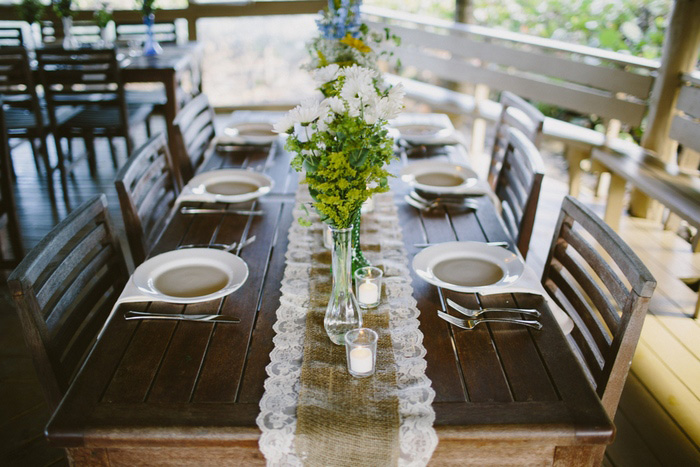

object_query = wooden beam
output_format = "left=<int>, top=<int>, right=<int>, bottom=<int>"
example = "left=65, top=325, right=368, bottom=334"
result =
left=630, top=0, right=700, bottom=217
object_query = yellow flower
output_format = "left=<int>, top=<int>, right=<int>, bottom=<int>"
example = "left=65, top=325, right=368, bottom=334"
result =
left=340, top=34, right=372, bottom=53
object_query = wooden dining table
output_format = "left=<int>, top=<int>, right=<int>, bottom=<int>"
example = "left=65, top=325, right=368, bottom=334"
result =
left=46, top=114, right=614, bottom=465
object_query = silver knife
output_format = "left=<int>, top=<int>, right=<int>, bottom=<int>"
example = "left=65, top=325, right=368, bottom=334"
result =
left=124, top=311, right=240, bottom=323
left=180, top=207, right=264, bottom=216
left=413, top=241, right=510, bottom=248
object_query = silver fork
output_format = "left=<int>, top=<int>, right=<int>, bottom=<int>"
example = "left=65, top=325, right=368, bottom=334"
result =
left=446, top=298, right=540, bottom=318
left=410, top=191, right=480, bottom=209
left=437, top=310, right=542, bottom=330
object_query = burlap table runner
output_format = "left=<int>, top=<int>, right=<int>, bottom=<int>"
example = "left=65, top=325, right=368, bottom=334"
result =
left=294, top=236, right=400, bottom=465
left=257, top=188, right=437, bottom=466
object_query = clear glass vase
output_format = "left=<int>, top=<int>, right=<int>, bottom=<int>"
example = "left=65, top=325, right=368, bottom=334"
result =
left=142, top=13, right=163, bottom=56
left=325, top=226, right=362, bottom=345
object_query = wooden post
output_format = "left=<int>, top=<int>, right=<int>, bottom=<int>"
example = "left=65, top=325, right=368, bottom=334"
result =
left=629, top=0, right=700, bottom=217
left=455, top=0, right=473, bottom=24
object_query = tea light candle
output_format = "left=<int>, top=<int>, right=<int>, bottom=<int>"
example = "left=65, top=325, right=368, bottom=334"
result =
left=349, top=346, right=373, bottom=374
left=358, top=280, right=379, bottom=305
left=354, top=266, right=383, bottom=310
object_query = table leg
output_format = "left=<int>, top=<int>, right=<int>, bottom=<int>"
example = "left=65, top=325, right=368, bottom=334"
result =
left=566, top=146, right=589, bottom=197
left=604, top=174, right=627, bottom=231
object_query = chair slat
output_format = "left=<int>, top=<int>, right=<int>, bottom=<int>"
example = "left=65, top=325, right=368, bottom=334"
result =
left=37, top=223, right=107, bottom=313
left=553, top=243, right=618, bottom=339
left=560, top=224, right=629, bottom=313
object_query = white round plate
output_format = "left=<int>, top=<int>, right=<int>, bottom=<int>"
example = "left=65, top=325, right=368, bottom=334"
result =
left=186, top=169, right=274, bottom=203
left=412, top=241, right=524, bottom=292
left=133, top=248, right=249, bottom=304
left=394, top=123, right=454, bottom=145
left=223, top=122, right=277, bottom=145
left=400, top=161, right=478, bottom=194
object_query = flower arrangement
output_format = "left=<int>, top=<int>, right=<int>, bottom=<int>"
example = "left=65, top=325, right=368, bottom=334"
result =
left=275, top=64, right=404, bottom=229
left=138, top=0, right=156, bottom=17
left=16, top=0, right=44, bottom=25
left=94, top=2, right=113, bottom=30
left=307, top=0, right=400, bottom=72
left=52, top=0, right=73, bottom=19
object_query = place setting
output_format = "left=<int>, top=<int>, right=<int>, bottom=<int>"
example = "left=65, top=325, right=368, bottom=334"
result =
left=411, top=240, right=574, bottom=333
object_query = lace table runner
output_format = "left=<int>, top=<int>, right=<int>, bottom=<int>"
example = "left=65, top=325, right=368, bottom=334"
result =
left=257, top=188, right=437, bottom=466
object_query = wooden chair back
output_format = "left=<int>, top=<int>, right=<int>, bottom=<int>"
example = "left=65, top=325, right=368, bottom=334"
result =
left=494, top=126, right=545, bottom=259
left=172, top=93, right=216, bottom=183
left=0, top=46, right=43, bottom=121
left=542, top=195, right=656, bottom=419
left=488, top=91, right=545, bottom=190
left=7, top=194, right=128, bottom=411
left=0, top=99, right=24, bottom=268
left=35, top=47, right=128, bottom=130
left=39, top=20, right=102, bottom=45
left=0, top=24, right=25, bottom=46
left=115, top=132, right=180, bottom=266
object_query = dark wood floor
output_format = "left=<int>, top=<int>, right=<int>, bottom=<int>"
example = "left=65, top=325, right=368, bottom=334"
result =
left=1, top=117, right=696, bottom=466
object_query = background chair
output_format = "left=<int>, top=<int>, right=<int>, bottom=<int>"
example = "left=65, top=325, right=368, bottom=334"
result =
left=0, top=46, right=73, bottom=199
left=7, top=194, right=129, bottom=411
left=172, top=93, right=217, bottom=184
left=487, top=91, right=545, bottom=190
left=0, top=99, right=24, bottom=268
left=115, top=132, right=180, bottom=266
left=36, top=47, right=154, bottom=180
left=114, top=19, right=180, bottom=46
left=541, top=195, right=656, bottom=461
left=494, top=126, right=545, bottom=259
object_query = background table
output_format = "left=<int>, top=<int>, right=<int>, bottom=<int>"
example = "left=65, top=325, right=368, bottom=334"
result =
left=46, top=121, right=613, bottom=465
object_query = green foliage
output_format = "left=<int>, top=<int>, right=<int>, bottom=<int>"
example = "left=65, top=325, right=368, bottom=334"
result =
left=52, top=0, right=73, bottom=19
left=287, top=117, right=395, bottom=229
left=16, top=0, right=44, bottom=25
left=94, top=4, right=113, bottom=29
left=365, top=0, right=671, bottom=60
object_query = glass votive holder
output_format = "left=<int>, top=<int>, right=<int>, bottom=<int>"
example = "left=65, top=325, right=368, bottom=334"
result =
left=345, top=328, right=378, bottom=378
left=323, top=225, right=332, bottom=249
left=354, top=266, right=382, bottom=309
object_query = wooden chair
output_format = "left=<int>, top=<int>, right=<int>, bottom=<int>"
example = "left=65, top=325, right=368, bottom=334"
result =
left=115, top=132, right=180, bottom=266
left=36, top=47, right=154, bottom=179
left=172, top=93, right=217, bottom=184
left=0, top=99, right=24, bottom=268
left=0, top=46, right=74, bottom=199
left=7, top=194, right=129, bottom=411
left=494, top=126, right=545, bottom=259
left=541, top=195, right=656, bottom=460
left=487, top=91, right=545, bottom=190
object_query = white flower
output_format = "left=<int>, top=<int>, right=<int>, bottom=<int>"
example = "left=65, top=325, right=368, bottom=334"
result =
left=340, top=66, right=376, bottom=103
left=324, top=96, right=345, bottom=115
left=288, top=99, right=324, bottom=125
left=273, top=114, right=294, bottom=134
left=388, top=82, right=406, bottom=104
left=313, top=64, right=340, bottom=84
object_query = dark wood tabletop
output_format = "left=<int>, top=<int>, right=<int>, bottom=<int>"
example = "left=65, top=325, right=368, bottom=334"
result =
left=46, top=121, right=613, bottom=465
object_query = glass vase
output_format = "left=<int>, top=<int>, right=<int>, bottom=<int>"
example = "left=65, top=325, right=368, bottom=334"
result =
left=142, top=13, right=162, bottom=56
left=351, top=210, right=370, bottom=275
left=325, top=226, right=362, bottom=345
left=61, top=17, right=78, bottom=49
